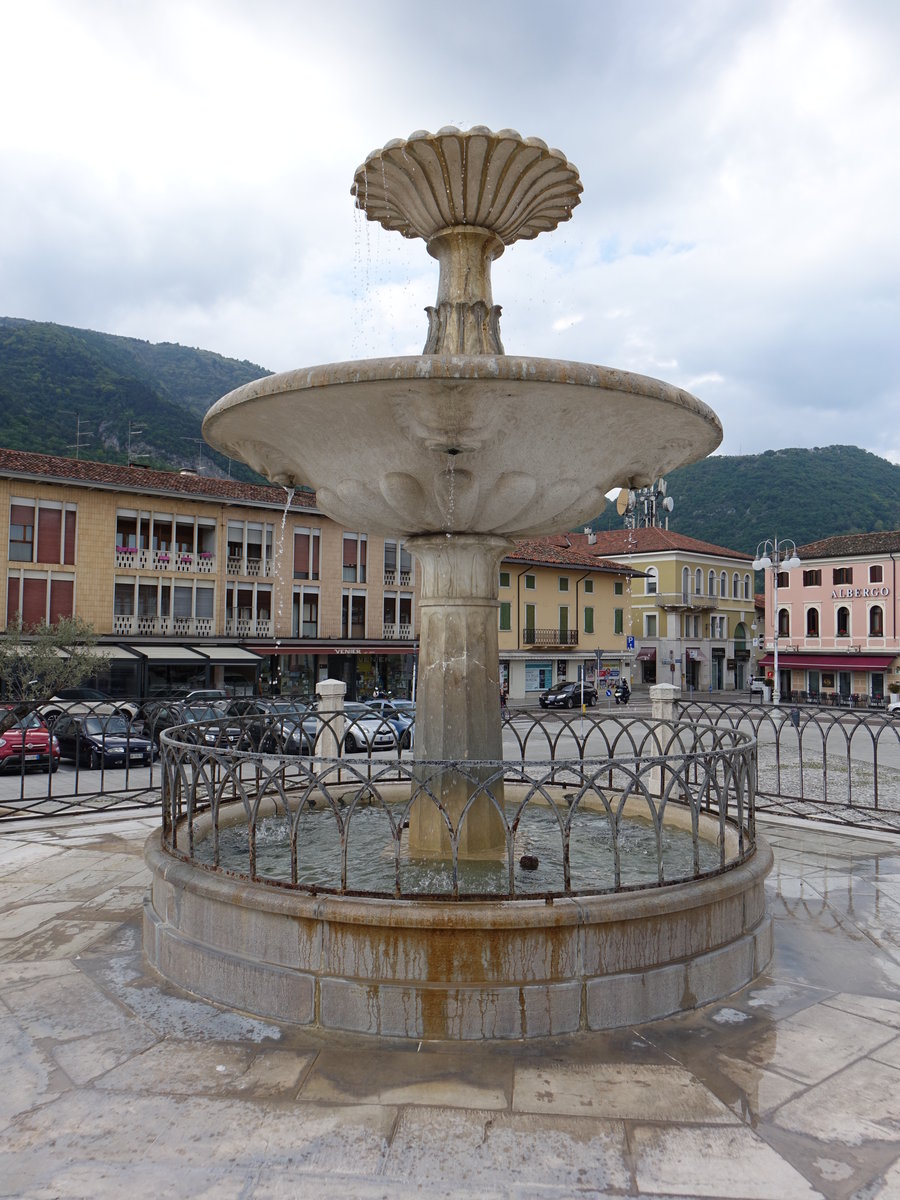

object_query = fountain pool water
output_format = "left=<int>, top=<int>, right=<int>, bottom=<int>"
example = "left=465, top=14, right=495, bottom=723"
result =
left=143, top=127, right=772, bottom=1037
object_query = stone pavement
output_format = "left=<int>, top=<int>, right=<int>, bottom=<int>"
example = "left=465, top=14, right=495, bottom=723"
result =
left=2, top=813, right=900, bottom=1199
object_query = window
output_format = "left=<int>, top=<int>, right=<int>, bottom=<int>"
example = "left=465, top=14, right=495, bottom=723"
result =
left=584, top=579, right=594, bottom=594
left=694, top=568, right=702, bottom=595
left=195, top=587, right=214, bottom=620
left=614, top=608, right=624, bottom=635
left=499, top=601, right=511, bottom=632
left=645, top=567, right=658, bottom=595
left=803, top=569, right=822, bottom=587
left=499, top=570, right=510, bottom=589
left=524, top=602, right=536, bottom=639
left=558, top=576, right=569, bottom=592
left=833, top=567, right=853, bottom=585
left=836, top=606, right=850, bottom=637
left=293, top=528, right=321, bottom=580
left=614, top=581, right=624, bottom=595
left=342, top=533, right=367, bottom=583
left=776, top=571, right=790, bottom=588
left=870, top=564, right=884, bottom=584
left=524, top=574, right=536, bottom=590
left=645, top=613, right=657, bottom=637
left=806, top=608, right=819, bottom=636
left=743, top=574, right=751, bottom=600
left=870, top=605, right=884, bottom=636
left=682, top=567, right=691, bottom=602
left=732, top=572, right=740, bottom=599
left=777, top=608, right=790, bottom=636
left=708, top=570, right=716, bottom=596
left=720, top=571, right=727, bottom=598
left=584, top=606, right=594, bottom=634
left=9, top=503, right=35, bottom=562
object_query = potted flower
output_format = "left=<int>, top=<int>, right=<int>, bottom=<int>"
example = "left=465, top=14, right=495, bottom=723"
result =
left=157, top=552, right=170, bottom=563
left=198, top=551, right=213, bottom=559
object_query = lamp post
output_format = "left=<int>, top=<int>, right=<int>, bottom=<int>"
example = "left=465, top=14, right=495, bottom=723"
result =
left=752, top=538, right=801, bottom=706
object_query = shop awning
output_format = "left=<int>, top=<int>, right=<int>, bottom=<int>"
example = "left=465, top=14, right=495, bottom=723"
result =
left=634, top=647, right=656, bottom=661
left=128, top=645, right=207, bottom=662
left=758, top=653, right=895, bottom=670
left=190, top=646, right=262, bottom=665
left=71, top=645, right=142, bottom=660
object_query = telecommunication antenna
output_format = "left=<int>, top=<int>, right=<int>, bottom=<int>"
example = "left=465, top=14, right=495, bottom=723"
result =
left=127, top=420, right=149, bottom=463
left=616, top=478, right=674, bottom=529
left=61, top=411, right=91, bottom=460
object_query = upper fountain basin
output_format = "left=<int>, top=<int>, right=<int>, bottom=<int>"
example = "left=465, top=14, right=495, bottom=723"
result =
left=203, top=355, right=721, bottom=538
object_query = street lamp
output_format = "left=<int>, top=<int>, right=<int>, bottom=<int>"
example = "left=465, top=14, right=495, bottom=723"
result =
left=752, top=538, right=801, bottom=706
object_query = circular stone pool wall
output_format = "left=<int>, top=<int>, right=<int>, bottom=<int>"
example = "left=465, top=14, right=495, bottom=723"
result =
left=143, top=807, right=772, bottom=1039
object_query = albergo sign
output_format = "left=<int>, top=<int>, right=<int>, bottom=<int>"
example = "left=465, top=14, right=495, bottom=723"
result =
left=831, top=587, right=891, bottom=599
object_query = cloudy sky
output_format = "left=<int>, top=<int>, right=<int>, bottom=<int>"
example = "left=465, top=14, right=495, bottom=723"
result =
left=2, top=0, right=898, bottom=464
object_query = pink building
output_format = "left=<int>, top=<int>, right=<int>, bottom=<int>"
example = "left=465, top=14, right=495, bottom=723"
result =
left=759, top=530, right=900, bottom=704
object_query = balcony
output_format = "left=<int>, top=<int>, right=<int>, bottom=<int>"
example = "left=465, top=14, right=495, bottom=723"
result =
left=522, top=628, right=579, bottom=647
left=224, top=617, right=272, bottom=638
left=113, top=615, right=213, bottom=637
left=383, top=569, right=413, bottom=587
left=383, top=622, right=414, bottom=640
left=114, top=548, right=215, bottom=573
left=657, top=591, right=719, bottom=612
left=227, top=555, right=274, bottom=578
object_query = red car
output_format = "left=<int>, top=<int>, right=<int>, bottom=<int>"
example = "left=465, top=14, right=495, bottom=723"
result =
left=0, top=705, right=60, bottom=773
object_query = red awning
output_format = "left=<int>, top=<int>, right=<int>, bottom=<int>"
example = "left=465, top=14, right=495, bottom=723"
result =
left=758, top=653, right=895, bottom=670
left=634, top=647, right=656, bottom=661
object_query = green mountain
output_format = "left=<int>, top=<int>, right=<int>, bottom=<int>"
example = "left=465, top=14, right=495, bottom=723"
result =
left=0, top=317, right=272, bottom=481
left=589, top=446, right=900, bottom=553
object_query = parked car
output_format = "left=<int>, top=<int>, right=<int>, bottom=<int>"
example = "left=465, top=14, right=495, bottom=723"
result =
left=224, top=697, right=314, bottom=754
left=312, top=702, right=401, bottom=754
left=38, top=686, right=141, bottom=724
left=364, top=699, right=415, bottom=749
left=172, top=704, right=245, bottom=748
left=539, top=680, right=598, bottom=709
left=0, top=704, right=60, bottom=773
left=184, top=689, right=230, bottom=706
left=747, top=677, right=770, bottom=695
left=53, top=713, right=155, bottom=769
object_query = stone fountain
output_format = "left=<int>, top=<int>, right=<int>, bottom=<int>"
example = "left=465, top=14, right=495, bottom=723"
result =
left=143, top=128, right=771, bottom=1039
left=202, top=126, right=722, bottom=859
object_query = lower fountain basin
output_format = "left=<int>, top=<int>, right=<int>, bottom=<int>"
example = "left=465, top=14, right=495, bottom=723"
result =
left=143, top=788, right=772, bottom=1039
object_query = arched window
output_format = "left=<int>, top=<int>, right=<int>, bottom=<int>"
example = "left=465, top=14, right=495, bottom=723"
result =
left=870, top=605, right=884, bottom=636
left=734, top=621, right=747, bottom=649
left=695, top=568, right=703, bottom=595
left=682, top=566, right=690, bottom=602
left=778, top=608, right=790, bottom=636
left=645, top=566, right=658, bottom=595
left=836, top=606, right=850, bottom=637
left=744, top=574, right=751, bottom=600
left=708, top=569, right=716, bottom=596
left=806, top=608, right=819, bottom=636
left=720, top=571, right=727, bottom=598
left=733, top=572, right=740, bottom=598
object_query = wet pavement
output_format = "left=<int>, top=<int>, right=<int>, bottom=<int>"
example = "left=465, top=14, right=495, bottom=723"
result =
left=2, top=813, right=900, bottom=1198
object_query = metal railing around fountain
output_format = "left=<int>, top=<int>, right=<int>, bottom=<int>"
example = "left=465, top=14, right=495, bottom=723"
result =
left=158, top=716, right=758, bottom=901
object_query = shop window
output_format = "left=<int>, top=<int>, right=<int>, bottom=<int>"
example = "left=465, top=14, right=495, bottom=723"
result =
left=870, top=606, right=884, bottom=636
left=806, top=608, right=819, bottom=636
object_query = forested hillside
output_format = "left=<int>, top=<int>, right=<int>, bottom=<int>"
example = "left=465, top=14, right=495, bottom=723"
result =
left=0, top=317, right=271, bottom=480
left=589, top=446, right=900, bottom=552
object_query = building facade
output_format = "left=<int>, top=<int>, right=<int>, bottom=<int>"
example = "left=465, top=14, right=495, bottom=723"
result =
left=565, top=529, right=758, bottom=692
left=1, top=449, right=420, bottom=699
left=498, top=539, right=641, bottom=700
left=757, top=530, right=900, bottom=702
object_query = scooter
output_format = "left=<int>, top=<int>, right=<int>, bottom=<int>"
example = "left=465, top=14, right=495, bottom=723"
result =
left=614, top=682, right=630, bottom=706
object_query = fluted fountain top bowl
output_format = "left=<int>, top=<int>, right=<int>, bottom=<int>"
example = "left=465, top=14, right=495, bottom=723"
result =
left=203, top=125, right=723, bottom=538
left=351, top=126, right=583, bottom=244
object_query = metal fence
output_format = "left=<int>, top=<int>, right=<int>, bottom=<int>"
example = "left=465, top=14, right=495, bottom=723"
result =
left=159, top=716, right=757, bottom=900
left=677, top=699, right=900, bottom=832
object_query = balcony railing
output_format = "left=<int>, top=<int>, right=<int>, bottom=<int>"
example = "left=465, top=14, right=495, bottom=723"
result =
left=224, top=617, right=272, bottom=638
left=522, top=628, right=579, bottom=646
left=383, top=622, right=414, bottom=640
left=227, top=555, right=274, bottom=578
left=114, top=548, right=215, bottom=573
left=383, top=569, right=413, bottom=587
left=656, top=591, right=719, bottom=611
left=113, top=615, right=214, bottom=637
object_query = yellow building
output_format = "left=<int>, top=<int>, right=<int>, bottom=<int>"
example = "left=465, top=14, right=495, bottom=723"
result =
left=499, top=538, right=641, bottom=701
left=1, top=448, right=419, bottom=700
left=568, top=529, right=757, bottom=692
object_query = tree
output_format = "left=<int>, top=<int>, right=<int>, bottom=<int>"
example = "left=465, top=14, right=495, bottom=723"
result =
left=0, top=617, right=111, bottom=702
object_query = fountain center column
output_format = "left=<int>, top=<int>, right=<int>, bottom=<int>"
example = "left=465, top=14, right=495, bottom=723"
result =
left=406, top=532, right=513, bottom=860
left=424, top=226, right=506, bottom=355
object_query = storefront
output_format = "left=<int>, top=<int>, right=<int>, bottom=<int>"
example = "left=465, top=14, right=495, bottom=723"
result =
left=252, top=642, right=418, bottom=702
left=758, top=653, right=896, bottom=700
